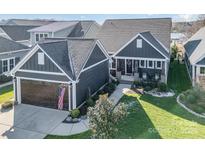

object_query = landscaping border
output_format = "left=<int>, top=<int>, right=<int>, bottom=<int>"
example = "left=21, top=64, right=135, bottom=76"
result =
left=176, top=94, right=205, bottom=119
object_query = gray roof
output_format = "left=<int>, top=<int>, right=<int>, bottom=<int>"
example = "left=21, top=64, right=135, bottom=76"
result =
left=0, top=25, right=38, bottom=41
left=97, top=18, right=171, bottom=54
left=5, top=19, right=55, bottom=26
left=140, top=31, right=170, bottom=58
left=28, top=21, right=78, bottom=33
left=38, top=38, right=97, bottom=80
left=184, top=40, right=201, bottom=58
left=0, top=36, right=28, bottom=54
left=197, top=57, right=205, bottom=65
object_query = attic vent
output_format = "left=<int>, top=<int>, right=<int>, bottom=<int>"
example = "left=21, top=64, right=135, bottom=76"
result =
left=136, top=39, right=142, bottom=48
left=38, top=52, right=45, bottom=65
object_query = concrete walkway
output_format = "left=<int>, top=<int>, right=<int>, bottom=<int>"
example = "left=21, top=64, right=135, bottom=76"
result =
left=109, top=84, right=131, bottom=105
left=0, top=81, right=13, bottom=88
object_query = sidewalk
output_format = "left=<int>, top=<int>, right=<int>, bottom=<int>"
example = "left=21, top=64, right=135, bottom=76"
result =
left=0, top=81, right=13, bottom=89
left=109, top=84, right=131, bottom=105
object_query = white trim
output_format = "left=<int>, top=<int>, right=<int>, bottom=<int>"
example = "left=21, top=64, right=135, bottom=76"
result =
left=114, top=56, right=166, bottom=61
left=147, top=60, right=154, bottom=69
left=13, top=78, right=16, bottom=102
left=0, top=28, right=12, bottom=40
left=113, top=33, right=169, bottom=60
left=68, top=84, right=71, bottom=111
left=10, top=45, right=39, bottom=74
left=155, top=61, right=162, bottom=69
left=199, top=66, right=205, bottom=76
left=76, top=41, right=110, bottom=80
left=18, top=69, right=66, bottom=76
left=16, top=77, right=21, bottom=104
left=136, top=39, right=142, bottom=48
left=72, top=81, right=77, bottom=109
left=139, top=59, right=146, bottom=68
left=18, top=76, right=70, bottom=84
left=0, top=48, right=30, bottom=55
left=35, top=32, right=49, bottom=43
left=125, top=59, right=134, bottom=74
left=1, top=57, right=15, bottom=74
left=81, top=58, right=108, bottom=73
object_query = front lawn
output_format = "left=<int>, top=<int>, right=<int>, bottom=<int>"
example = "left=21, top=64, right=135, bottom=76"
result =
left=0, top=85, right=14, bottom=105
left=47, top=61, right=205, bottom=139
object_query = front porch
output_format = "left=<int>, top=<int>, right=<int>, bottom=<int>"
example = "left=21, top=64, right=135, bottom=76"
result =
left=110, top=57, right=167, bottom=83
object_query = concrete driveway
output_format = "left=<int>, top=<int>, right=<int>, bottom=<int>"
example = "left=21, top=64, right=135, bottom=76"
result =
left=0, top=104, right=68, bottom=139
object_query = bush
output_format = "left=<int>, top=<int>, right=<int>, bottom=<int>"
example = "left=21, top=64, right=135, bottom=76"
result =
left=1, top=101, right=13, bottom=109
left=144, top=86, right=152, bottom=92
left=79, top=104, right=88, bottom=116
left=186, top=95, right=197, bottom=104
left=104, top=82, right=116, bottom=95
left=0, top=75, right=12, bottom=84
left=86, top=97, right=95, bottom=107
left=158, top=83, right=168, bottom=92
left=70, top=109, right=80, bottom=118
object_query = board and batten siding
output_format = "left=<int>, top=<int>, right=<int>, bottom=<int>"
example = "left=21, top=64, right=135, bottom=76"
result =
left=20, top=49, right=61, bottom=73
left=76, top=60, right=109, bottom=107
left=84, top=45, right=107, bottom=68
left=116, top=36, right=165, bottom=59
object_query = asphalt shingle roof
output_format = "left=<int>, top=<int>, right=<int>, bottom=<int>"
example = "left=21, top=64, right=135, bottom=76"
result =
left=5, top=19, right=55, bottom=26
left=0, top=36, right=28, bottom=53
left=97, top=18, right=171, bottom=54
left=38, top=38, right=97, bottom=80
left=0, top=25, right=38, bottom=41
left=184, top=40, right=201, bottom=58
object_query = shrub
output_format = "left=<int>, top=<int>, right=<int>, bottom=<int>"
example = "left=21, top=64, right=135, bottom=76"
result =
left=144, top=86, right=152, bottom=92
left=92, top=94, right=99, bottom=102
left=133, top=80, right=142, bottom=88
left=0, top=75, right=12, bottom=84
left=158, top=83, right=168, bottom=92
left=104, top=82, right=116, bottom=95
left=1, top=101, right=13, bottom=109
left=86, top=97, right=95, bottom=107
left=88, top=94, right=127, bottom=139
left=70, top=109, right=80, bottom=118
left=79, top=104, right=88, bottom=116
left=186, top=95, right=197, bottom=104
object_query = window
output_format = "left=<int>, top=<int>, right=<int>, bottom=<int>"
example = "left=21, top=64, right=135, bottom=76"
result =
left=156, top=61, right=162, bottom=69
left=139, top=60, right=146, bottom=68
left=35, top=33, right=49, bottom=42
left=147, top=60, right=154, bottom=69
left=38, top=52, right=45, bottom=65
left=9, top=59, right=14, bottom=70
left=2, top=58, right=15, bottom=73
left=136, top=39, right=142, bottom=48
left=200, top=67, right=205, bottom=75
left=111, top=58, right=116, bottom=69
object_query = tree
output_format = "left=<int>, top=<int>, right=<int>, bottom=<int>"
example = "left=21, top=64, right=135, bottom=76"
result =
left=87, top=94, right=127, bottom=139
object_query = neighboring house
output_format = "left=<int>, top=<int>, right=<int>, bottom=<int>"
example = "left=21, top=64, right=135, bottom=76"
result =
left=0, top=36, right=29, bottom=76
left=28, top=21, right=100, bottom=45
left=0, top=25, right=39, bottom=47
left=4, top=19, right=55, bottom=26
left=171, top=32, right=187, bottom=44
left=184, top=27, right=205, bottom=88
left=11, top=38, right=109, bottom=110
left=97, top=18, right=171, bottom=83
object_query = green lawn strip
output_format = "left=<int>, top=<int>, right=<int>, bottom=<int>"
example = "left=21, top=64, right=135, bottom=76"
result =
left=167, top=61, right=192, bottom=93
left=45, top=130, right=91, bottom=139
left=0, top=85, right=14, bottom=104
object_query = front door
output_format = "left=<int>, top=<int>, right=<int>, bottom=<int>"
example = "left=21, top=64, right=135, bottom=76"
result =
left=126, top=59, right=133, bottom=74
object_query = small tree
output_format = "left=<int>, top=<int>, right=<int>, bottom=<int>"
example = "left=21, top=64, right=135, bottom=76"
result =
left=87, top=94, right=127, bottom=139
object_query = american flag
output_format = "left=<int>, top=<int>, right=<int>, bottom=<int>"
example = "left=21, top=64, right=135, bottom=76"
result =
left=58, top=87, right=66, bottom=110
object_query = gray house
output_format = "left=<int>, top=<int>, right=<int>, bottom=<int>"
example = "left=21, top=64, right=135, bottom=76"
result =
left=11, top=38, right=109, bottom=110
left=184, top=27, right=205, bottom=88
left=28, top=21, right=100, bottom=46
left=0, top=36, right=29, bottom=77
left=0, top=25, right=38, bottom=47
left=97, top=18, right=171, bottom=83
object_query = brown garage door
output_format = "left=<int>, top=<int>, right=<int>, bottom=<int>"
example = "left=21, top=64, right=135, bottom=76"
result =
left=21, top=80, right=68, bottom=110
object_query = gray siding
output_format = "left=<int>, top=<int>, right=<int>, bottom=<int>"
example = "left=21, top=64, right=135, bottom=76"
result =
left=116, top=36, right=165, bottom=59
left=76, top=60, right=109, bottom=107
left=84, top=45, right=107, bottom=68
left=21, top=49, right=61, bottom=73
left=15, top=71, right=69, bottom=82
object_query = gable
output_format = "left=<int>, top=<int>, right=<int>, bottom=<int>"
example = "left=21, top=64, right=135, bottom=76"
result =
left=84, top=44, right=107, bottom=68
left=116, top=36, right=165, bottom=59
left=184, top=40, right=201, bottom=58
left=20, top=49, right=62, bottom=73
left=197, top=56, right=205, bottom=65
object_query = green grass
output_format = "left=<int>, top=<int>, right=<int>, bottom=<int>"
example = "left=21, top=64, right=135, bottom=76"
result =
left=0, top=85, right=14, bottom=104
left=167, top=60, right=192, bottom=93
left=45, top=61, right=205, bottom=138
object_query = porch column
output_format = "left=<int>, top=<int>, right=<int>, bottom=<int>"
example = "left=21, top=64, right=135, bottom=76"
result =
left=72, top=81, right=77, bottom=109
left=192, top=65, right=196, bottom=86
left=13, top=77, right=16, bottom=103
left=16, top=77, right=21, bottom=104
left=68, top=83, right=72, bottom=111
